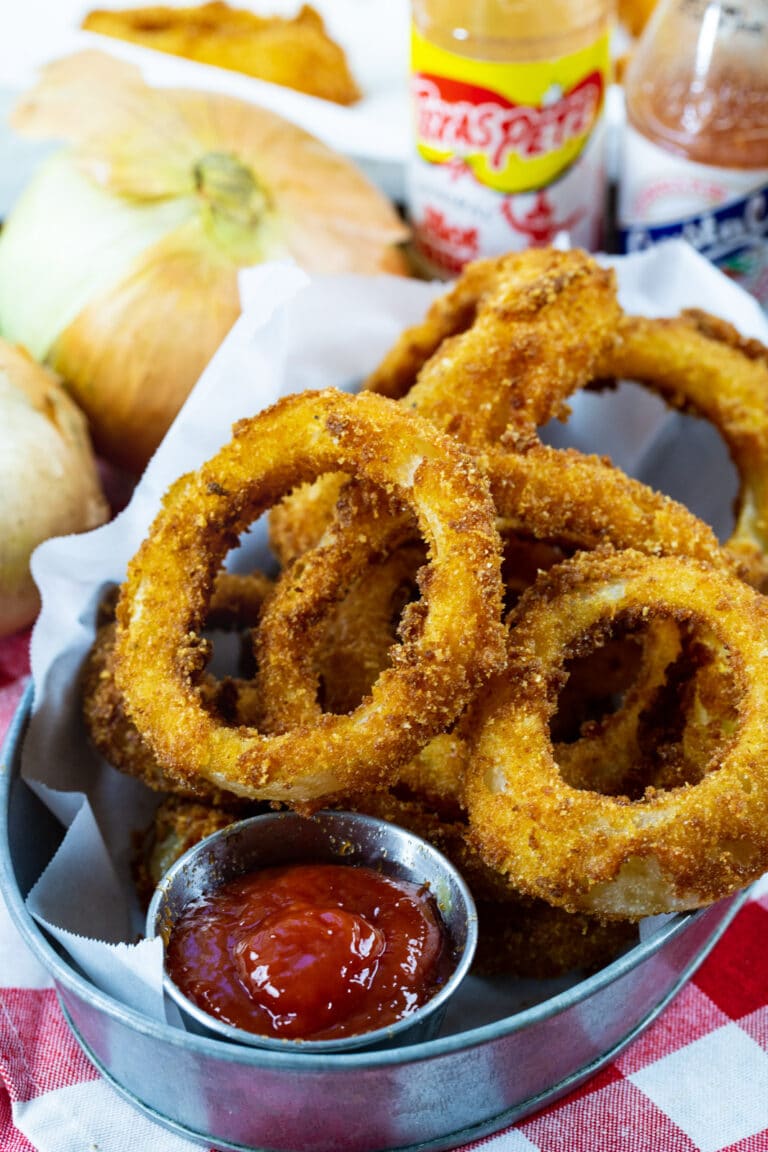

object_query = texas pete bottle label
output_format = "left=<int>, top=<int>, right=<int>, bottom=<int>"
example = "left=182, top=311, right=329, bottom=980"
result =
left=619, top=125, right=768, bottom=308
left=408, top=26, right=611, bottom=276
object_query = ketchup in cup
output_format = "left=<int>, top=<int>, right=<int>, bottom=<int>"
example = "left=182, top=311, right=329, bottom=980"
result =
left=166, top=862, right=452, bottom=1042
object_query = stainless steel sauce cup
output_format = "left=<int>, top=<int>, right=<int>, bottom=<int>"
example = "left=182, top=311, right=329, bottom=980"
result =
left=146, top=809, right=478, bottom=1053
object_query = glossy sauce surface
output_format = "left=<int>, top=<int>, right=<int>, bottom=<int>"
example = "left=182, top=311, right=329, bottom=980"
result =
left=166, top=863, right=450, bottom=1040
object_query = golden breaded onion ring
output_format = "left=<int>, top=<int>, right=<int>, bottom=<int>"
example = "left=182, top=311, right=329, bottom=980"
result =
left=485, top=444, right=732, bottom=571
left=114, top=389, right=506, bottom=805
left=257, top=443, right=732, bottom=739
left=82, top=572, right=273, bottom=800
left=269, top=248, right=622, bottom=565
left=366, top=248, right=620, bottom=445
left=465, top=548, right=768, bottom=919
left=598, top=310, right=768, bottom=586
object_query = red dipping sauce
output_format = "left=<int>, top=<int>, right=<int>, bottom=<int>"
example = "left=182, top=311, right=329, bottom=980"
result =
left=165, top=862, right=451, bottom=1041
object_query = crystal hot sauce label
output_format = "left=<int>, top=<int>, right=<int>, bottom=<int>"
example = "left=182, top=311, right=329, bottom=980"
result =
left=408, top=27, right=610, bottom=276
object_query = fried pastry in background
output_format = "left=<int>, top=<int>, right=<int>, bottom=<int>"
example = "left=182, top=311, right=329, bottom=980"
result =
left=81, top=1, right=361, bottom=105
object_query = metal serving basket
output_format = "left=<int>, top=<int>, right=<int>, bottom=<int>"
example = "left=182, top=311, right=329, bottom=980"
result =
left=0, top=688, right=745, bottom=1152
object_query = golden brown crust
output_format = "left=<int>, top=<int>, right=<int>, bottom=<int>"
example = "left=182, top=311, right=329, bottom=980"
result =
left=485, top=444, right=732, bottom=572
left=114, top=389, right=506, bottom=805
left=82, top=2, right=361, bottom=105
left=598, top=312, right=768, bottom=585
left=82, top=571, right=274, bottom=799
left=472, top=900, right=637, bottom=979
left=269, top=474, right=348, bottom=567
left=465, top=548, right=768, bottom=919
left=316, top=543, right=426, bottom=715
left=132, top=795, right=250, bottom=906
left=271, top=249, right=622, bottom=561
left=398, top=248, right=620, bottom=447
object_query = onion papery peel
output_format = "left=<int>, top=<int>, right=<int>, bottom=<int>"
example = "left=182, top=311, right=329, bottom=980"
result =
left=0, top=52, right=408, bottom=472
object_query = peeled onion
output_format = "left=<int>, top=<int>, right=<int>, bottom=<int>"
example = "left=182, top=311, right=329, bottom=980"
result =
left=0, top=340, right=109, bottom=636
left=0, top=52, right=409, bottom=473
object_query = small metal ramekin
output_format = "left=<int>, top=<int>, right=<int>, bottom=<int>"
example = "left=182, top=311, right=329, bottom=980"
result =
left=146, top=809, right=478, bottom=1053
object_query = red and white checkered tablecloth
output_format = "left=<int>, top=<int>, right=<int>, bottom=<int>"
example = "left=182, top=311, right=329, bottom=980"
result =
left=3, top=631, right=768, bottom=1152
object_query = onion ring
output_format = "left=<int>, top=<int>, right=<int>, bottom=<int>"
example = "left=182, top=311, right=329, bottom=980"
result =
left=465, top=547, right=768, bottom=919
left=114, top=388, right=506, bottom=805
left=598, top=310, right=768, bottom=585
left=269, top=248, right=622, bottom=565
left=366, top=248, right=620, bottom=445
left=257, top=442, right=733, bottom=742
left=316, top=542, right=426, bottom=715
left=83, top=571, right=273, bottom=799
left=485, top=443, right=732, bottom=572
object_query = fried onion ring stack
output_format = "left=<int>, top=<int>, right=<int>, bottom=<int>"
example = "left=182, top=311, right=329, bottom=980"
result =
left=82, top=247, right=768, bottom=980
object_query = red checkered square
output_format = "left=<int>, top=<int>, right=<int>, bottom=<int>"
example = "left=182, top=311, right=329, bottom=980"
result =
left=628, top=1021, right=768, bottom=1149
left=0, top=631, right=29, bottom=736
left=615, top=982, right=729, bottom=1075
left=0, top=632, right=30, bottom=689
left=0, top=1087, right=35, bottom=1152
left=693, top=902, right=768, bottom=1020
left=527, top=1062, right=625, bottom=1119
left=717, top=1131, right=768, bottom=1151
left=0, top=989, right=98, bottom=1102
left=519, top=1077, right=698, bottom=1152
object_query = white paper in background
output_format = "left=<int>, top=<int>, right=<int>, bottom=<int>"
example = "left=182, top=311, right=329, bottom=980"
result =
left=0, top=0, right=411, bottom=198
left=20, top=240, right=768, bottom=1030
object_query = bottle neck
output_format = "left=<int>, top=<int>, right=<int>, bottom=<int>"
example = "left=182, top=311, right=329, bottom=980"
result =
left=624, top=0, right=768, bottom=168
left=412, top=0, right=614, bottom=61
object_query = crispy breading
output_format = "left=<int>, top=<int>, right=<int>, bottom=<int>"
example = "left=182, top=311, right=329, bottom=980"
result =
left=82, top=2, right=361, bottom=105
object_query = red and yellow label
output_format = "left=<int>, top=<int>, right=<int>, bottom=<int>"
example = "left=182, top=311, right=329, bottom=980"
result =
left=411, top=27, right=610, bottom=194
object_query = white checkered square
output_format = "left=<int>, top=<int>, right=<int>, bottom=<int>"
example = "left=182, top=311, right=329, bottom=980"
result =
left=629, top=1022, right=768, bottom=1152
left=469, top=1125, right=540, bottom=1151
left=616, top=983, right=728, bottom=1075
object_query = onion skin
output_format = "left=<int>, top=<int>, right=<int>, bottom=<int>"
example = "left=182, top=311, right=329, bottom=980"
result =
left=0, top=53, right=411, bottom=475
left=0, top=341, right=109, bottom=636
left=49, top=218, right=244, bottom=474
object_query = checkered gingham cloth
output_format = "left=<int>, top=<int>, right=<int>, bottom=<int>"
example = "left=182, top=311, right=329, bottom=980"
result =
left=3, top=632, right=768, bottom=1152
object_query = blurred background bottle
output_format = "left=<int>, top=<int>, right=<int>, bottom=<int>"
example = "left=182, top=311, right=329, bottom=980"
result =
left=619, top=0, right=768, bottom=306
left=407, top=0, right=614, bottom=277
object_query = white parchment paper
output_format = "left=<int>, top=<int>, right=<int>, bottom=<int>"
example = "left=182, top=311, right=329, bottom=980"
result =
left=21, top=240, right=768, bottom=1026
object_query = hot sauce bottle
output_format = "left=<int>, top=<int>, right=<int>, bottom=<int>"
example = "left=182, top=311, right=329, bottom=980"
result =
left=619, top=0, right=768, bottom=306
left=407, top=0, right=614, bottom=277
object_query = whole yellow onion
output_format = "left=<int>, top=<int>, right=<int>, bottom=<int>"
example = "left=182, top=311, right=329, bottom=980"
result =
left=0, top=340, right=109, bottom=636
left=0, top=52, right=409, bottom=473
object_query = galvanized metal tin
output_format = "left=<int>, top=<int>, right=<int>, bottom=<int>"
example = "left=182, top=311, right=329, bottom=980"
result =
left=0, top=688, right=745, bottom=1152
